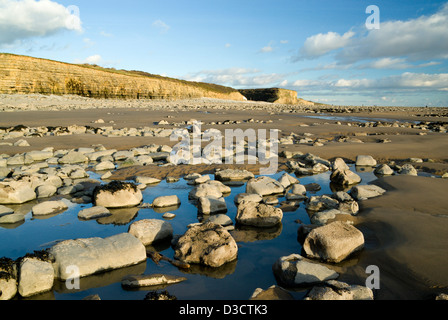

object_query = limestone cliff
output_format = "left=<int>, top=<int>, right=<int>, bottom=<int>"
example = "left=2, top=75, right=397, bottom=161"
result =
left=0, top=53, right=245, bottom=101
left=238, top=88, right=314, bottom=105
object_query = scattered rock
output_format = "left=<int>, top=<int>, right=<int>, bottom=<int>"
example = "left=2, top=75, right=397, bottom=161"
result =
left=0, top=213, right=25, bottom=224
left=173, top=222, right=238, bottom=268
left=234, top=193, right=263, bottom=204
left=50, top=233, right=147, bottom=280
left=246, top=176, right=284, bottom=197
left=0, top=181, right=36, bottom=204
left=236, top=201, right=283, bottom=227
left=152, top=195, right=181, bottom=208
left=303, top=221, right=365, bottom=263
left=58, top=151, right=88, bottom=164
left=93, top=181, right=143, bottom=208
left=94, top=161, right=116, bottom=171
left=306, top=195, right=339, bottom=212
left=122, top=274, right=187, bottom=288
left=277, top=172, right=299, bottom=188
left=32, top=200, right=68, bottom=216
left=250, top=285, right=294, bottom=300
left=350, top=185, right=386, bottom=200
left=128, top=219, right=173, bottom=245
left=18, top=257, right=54, bottom=298
left=330, top=169, right=361, bottom=186
left=78, top=206, right=111, bottom=220
left=204, top=214, right=233, bottom=227
left=272, top=254, right=339, bottom=287
left=13, top=139, right=30, bottom=147
left=400, top=163, right=418, bottom=176
left=215, top=169, right=254, bottom=181
left=374, top=164, right=394, bottom=175
left=355, top=155, right=377, bottom=167
left=135, top=176, right=161, bottom=185
left=305, top=280, right=374, bottom=300
left=198, top=196, right=227, bottom=214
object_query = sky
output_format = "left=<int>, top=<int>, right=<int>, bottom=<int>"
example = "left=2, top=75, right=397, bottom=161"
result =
left=1, top=0, right=448, bottom=107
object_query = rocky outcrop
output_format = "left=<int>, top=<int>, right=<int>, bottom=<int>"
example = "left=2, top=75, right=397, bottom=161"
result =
left=238, top=88, right=314, bottom=105
left=0, top=53, right=245, bottom=101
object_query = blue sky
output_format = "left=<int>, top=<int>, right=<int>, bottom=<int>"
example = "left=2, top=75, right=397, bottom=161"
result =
left=1, top=0, right=448, bottom=106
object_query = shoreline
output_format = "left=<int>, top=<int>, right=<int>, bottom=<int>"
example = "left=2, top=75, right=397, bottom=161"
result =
left=1, top=94, right=448, bottom=300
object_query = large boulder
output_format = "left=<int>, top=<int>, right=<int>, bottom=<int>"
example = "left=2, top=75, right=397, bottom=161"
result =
left=236, top=201, right=283, bottom=227
left=234, top=193, right=263, bottom=204
left=128, top=219, right=173, bottom=245
left=374, top=164, right=394, bottom=176
left=350, top=185, right=386, bottom=200
left=355, top=155, right=377, bottom=167
left=173, top=222, right=238, bottom=268
left=246, top=176, right=284, bottom=196
left=50, top=233, right=147, bottom=280
left=189, top=180, right=230, bottom=200
left=400, top=163, right=418, bottom=176
left=332, top=158, right=350, bottom=171
left=18, top=257, right=54, bottom=298
left=0, top=181, right=36, bottom=204
left=92, top=181, right=143, bottom=208
left=198, top=196, right=227, bottom=214
left=330, top=169, right=361, bottom=186
left=303, top=221, right=365, bottom=263
left=272, top=254, right=339, bottom=287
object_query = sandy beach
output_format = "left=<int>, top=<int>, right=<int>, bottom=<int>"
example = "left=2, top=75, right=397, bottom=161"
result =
left=1, top=94, right=448, bottom=300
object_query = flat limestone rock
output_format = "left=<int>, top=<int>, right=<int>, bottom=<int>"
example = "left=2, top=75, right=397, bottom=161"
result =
left=50, top=233, right=147, bottom=280
left=78, top=206, right=111, bottom=220
left=303, top=221, right=365, bottom=263
left=32, top=200, right=68, bottom=216
left=121, top=274, right=187, bottom=288
left=272, top=254, right=339, bottom=287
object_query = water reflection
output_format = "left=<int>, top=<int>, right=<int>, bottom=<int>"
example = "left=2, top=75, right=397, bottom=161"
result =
left=0, top=164, right=383, bottom=300
left=231, top=224, right=283, bottom=242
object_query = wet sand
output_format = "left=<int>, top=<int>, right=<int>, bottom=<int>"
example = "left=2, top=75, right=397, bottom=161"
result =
left=1, top=95, right=448, bottom=299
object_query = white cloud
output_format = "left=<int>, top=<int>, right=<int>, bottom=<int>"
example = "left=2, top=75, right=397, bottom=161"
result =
left=152, top=19, right=170, bottom=34
left=100, top=31, right=113, bottom=38
left=225, top=43, right=231, bottom=48
left=259, top=45, right=273, bottom=53
left=74, top=54, right=102, bottom=65
left=294, top=3, right=448, bottom=65
left=292, top=72, right=448, bottom=92
left=183, top=68, right=286, bottom=88
left=295, top=31, right=354, bottom=60
left=280, top=40, right=289, bottom=44
left=0, top=0, right=82, bottom=45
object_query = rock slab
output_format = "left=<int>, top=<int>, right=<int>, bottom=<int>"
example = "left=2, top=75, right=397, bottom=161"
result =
left=50, top=233, right=147, bottom=280
left=303, top=221, right=365, bottom=263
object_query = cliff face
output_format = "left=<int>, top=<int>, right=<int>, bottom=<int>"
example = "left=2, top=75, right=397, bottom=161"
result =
left=0, top=54, right=245, bottom=101
left=238, top=88, right=314, bottom=105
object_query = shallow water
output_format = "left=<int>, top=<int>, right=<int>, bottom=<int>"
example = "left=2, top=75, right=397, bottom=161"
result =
left=0, top=165, right=424, bottom=300
left=301, top=114, right=419, bottom=124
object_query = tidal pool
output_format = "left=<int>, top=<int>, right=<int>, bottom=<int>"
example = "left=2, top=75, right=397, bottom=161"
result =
left=0, top=166, right=384, bottom=300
